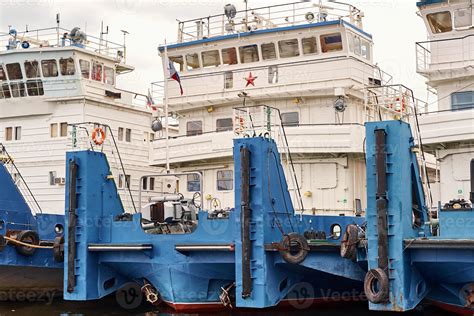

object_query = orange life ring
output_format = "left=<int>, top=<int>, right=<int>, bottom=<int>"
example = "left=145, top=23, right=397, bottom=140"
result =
left=92, top=127, right=106, bottom=145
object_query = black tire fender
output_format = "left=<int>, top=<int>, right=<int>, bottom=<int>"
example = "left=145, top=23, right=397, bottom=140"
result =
left=341, top=224, right=358, bottom=260
left=364, top=268, right=389, bottom=304
left=15, top=230, right=40, bottom=256
left=279, top=233, right=309, bottom=264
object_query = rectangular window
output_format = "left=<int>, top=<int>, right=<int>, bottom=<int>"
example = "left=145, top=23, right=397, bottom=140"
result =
left=224, top=71, right=233, bottom=89
left=454, top=8, right=472, bottom=29
left=302, top=37, right=318, bottom=55
left=261, top=43, right=277, bottom=60
left=320, top=33, right=343, bottom=53
left=142, top=177, right=148, bottom=190
left=92, top=62, right=102, bottom=81
left=60, top=122, right=68, bottom=137
left=26, top=80, right=44, bottom=96
left=60, top=58, right=76, bottom=76
left=216, top=118, right=233, bottom=132
left=118, top=127, right=124, bottom=141
left=5, top=127, right=12, bottom=141
left=222, top=48, right=238, bottom=65
left=269, top=66, right=278, bottom=84
left=150, top=177, right=155, bottom=191
left=187, top=174, right=201, bottom=192
left=281, top=112, right=299, bottom=127
left=0, top=83, right=11, bottom=99
left=125, top=128, right=132, bottom=142
left=239, top=45, right=259, bottom=63
left=41, top=59, right=58, bottom=77
left=186, top=121, right=203, bottom=136
left=0, top=65, right=6, bottom=81
left=49, top=171, right=57, bottom=186
left=361, top=39, right=370, bottom=60
left=79, top=60, right=90, bottom=79
left=10, top=82, right=26, bottom=97
left=24, top=61, right=40, bottom=78
left=217, top=170, right=233, bottom=191
left=150, top=133, right=155, bottom=142
left=104, top=66, right=114, bottom=85
left=169, top=56, right=185, bottom=72
left=427, top=11, right=453, bottom=33
left=202, top=50, right=221, bottom=68
left=186, top=53, right=200, bottom=70
left=14, top=127, right=21, bottom=141
left=452, top=91, right=474, bottom=110
left=119, top=174, right=131, bottom=189
left=6, top=63, right=23, bottom=80
left=50, top=123, right=58, bottom=138
left=278, top=39, right=300, bottom=58
left=354, top=36, right=361, bottom=55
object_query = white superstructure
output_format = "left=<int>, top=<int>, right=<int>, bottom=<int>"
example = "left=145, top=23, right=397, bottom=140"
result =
left=151, top=1, right=429, bottom=215
left=0, top=25, right=169, bottom=214
left=416, top=0, right=474, bottom=204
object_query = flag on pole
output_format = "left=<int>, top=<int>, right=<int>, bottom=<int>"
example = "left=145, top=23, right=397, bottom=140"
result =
left=146, top=89, right=157, bottom=111
left=168, top=59, right=184, bottom=95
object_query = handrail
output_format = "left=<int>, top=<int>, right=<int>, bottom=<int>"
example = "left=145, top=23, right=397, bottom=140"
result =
left=0, top=143, right=43, bottom=215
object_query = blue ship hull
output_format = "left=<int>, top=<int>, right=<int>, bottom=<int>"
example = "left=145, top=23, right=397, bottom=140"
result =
left=63, top=137, right=366, bottom=311
left=0, top=160, right=64, bottom=296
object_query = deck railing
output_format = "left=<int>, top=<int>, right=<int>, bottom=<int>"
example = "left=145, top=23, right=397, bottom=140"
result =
left=175, top=1, right=363, bottom=44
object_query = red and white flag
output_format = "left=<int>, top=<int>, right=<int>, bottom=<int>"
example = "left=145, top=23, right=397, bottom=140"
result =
left=146, top=89, right=157, bottom=111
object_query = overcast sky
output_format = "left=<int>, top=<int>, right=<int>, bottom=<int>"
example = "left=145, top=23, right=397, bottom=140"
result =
left=1, top=0, right=433, bottom=103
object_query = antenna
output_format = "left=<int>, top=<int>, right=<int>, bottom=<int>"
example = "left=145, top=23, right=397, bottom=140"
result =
left=99, top=22, right=109, bottom=52
left=56, top=13, right=60, bottom=46
left=120, top=29, right=129, bottom=63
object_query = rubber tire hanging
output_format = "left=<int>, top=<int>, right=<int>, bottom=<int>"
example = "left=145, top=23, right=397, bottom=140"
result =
left=279, top=233, right=309, bottom=264
left=364, top=268, right=389, bottom=304
left=340, top=224, right=358, bottom=260
left=15, top=230, right=40, bottom=256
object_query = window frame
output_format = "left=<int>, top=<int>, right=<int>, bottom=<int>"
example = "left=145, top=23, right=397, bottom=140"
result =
left=302, top=37, right=318, bottom=55
left=221, top=47, right=238, bottom=66
left=185, top=53, right=200, bottom=71
left=261, top=42, right=277, bottom=60
left=187, top=174, right=201, bottom=192
left=216, top=118, right=233, bottom=132
left=186, top=120, right=203, bottom=136
left=6, top=63, right=23, bottom=80
left=91, top=61, right=103, bottom=82
left=41, top=59, right=59, bottom=77
left=281, top=112, right=300, bottom=127
left=427, top=11, right=453, bottom=34
left=239, top=44, right=260, bottom=64
left=278, top=39, right=300, bottom=58
left=59, top=57, right=76, bottom=76
left=79, top=59, right=90, bottom=79
left=201, top=50, right=221, bottom=68
left=24, top=60, right=41, bottom=78
left=320, top=33, right=344, bottom=53
left=5, top=127, right=13, bottom=141
left=451, top=91, right=474, bottom=111
left=217, top=170, right=233, bottom=191
left=104, top=66, right=115, bottom=85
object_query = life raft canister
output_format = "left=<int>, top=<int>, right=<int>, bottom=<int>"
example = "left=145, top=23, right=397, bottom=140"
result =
left=92, top=127, right=106, bottom=145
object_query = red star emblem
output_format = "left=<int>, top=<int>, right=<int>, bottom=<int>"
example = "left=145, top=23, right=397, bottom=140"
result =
left=244, top=72, right=258, bottom=87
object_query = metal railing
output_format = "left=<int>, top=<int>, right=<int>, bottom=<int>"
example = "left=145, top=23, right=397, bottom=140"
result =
left=416, top=34, right=474, bottom=73
left=0, top=144, right=43, bottom=215
left=175, top=1, right=363, bottom=44
left=1, top=26, right=126, bottom=62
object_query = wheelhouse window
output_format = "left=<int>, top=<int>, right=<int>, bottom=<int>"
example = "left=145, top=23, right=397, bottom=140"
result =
left=41, top=59, right=58, bottom=77
left=6, top=63, right=23, bottom=80
left=222, top=48, right=238, bottom=65
left=50, top=123, right=58, bottom=138
left=26, top=80, right=44, bottom=96
left=216, top=118, right=233, bottom=132
left=217, top=170, right=233, bottom=191
left=186, top=53, right=200, bottom=70
left=454, top=8, right=472, bottom=29
left=0, top=65, right=6, bottom=81
left=239, top=45, right=259, bottom=63
left=281, top=112, right=299, bottom=126
left=119, top=174, right=131, bottom=189
left=0, top=84, right=11, bottom=99
left=24, top=61, right=40, bottom=78
left=79, top=60, right=90, bottom=79
left=60, top=122, right=68, bottom=137
left=427, top=11, right=453, bottom=33
left=92, top=62, right=103, bottom=81
left=261, top=43, right=277, bottom=60
left=104, top=66, right=114, bottom=85
left=10, top=82, right=26, bottom=97
left=14, top=127, right=21, bottom=141
left=224, top=71, right=233, bottom=89
left=278, top=39, right=299, bottom=58
left=320, top=33, right=343, bottom=53
left=118, top=127, right=124, bottom=141
left=60, top=58, right=75, bottom=76
left=202, top=50, right=221, bottom=68
left=186, top=121, right=203, bottom=136
left=452, top=91, right=474, bottom=110
left=302, top=37, right=318, bottom=55
left=360, top=39, right=370, bottom=60
left=187, top=174, right=201, bottom=192
left=125, top=128, right=132, bottom=142
left=169, top=56, right=184, bottom=72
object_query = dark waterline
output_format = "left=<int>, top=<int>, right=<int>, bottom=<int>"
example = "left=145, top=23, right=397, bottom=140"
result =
left=0, top=296, right=454, bottom=316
